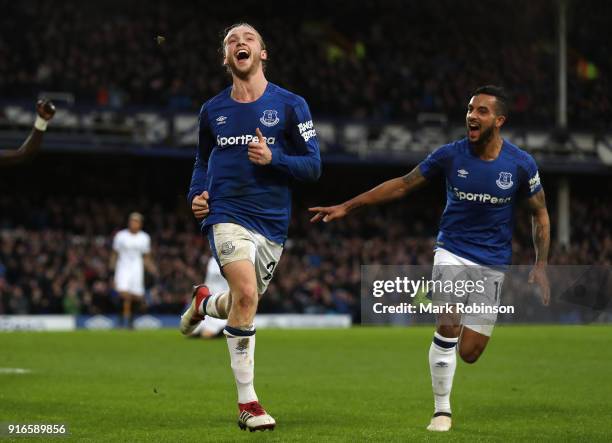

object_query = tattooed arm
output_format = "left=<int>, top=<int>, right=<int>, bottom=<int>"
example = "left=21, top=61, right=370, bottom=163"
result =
left=527, top=189, right=550, bottom=264
left=309, top=166, right=427, bottom=223
left=526, top=189, right=551, bottom=305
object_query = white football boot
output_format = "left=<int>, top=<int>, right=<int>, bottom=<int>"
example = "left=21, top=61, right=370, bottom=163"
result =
left=179, top=284, right=210, bottom=335
left=238, top=401, right=276, bottom=432
left=427, top=413, right=452, bottom=432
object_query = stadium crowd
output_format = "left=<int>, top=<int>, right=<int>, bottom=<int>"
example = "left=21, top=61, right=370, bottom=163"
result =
left=1, top=0, right=610, bottom=128
left=0, top=191, right=609, bottom=320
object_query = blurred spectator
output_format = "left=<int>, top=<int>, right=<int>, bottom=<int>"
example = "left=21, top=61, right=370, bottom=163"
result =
left=0, top=0, right=610, bottom=128
left=0, top=191, right=609, bottom=320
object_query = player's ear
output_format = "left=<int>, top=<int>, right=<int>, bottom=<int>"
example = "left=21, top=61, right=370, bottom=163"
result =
left=221, top=44, right=229, bottom=67
left=260, top=49, right=268, bottom=61
left=496, top=115, right=506, bottom=128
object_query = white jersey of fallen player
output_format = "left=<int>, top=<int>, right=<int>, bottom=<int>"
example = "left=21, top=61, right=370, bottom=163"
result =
left=205, top=258, right=229, bottom=294
left=112, top=229, right=151, bottom=296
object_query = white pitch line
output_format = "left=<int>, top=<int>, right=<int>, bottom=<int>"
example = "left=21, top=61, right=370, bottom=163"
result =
left=0, top=368, right=32, bottom=374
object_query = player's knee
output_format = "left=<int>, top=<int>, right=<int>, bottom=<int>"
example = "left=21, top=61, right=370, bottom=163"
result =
left=459, top=346, right=483, bottom=364
left=232, top=282, right=258, bottom=309
left=236, top=295, right=256, bottom=311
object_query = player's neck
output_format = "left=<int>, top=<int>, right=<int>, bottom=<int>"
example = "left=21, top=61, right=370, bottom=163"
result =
left=231, top=72, right=268, bottom=103
left=473, top=135, right=503, bottom=161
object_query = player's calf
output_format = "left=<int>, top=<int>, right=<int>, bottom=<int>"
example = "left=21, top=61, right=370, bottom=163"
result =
left=437, top=323, right=461, bottom=339
left=458, top=346, right=484, bottom=364
left=458, top=326, right=490, bottom=364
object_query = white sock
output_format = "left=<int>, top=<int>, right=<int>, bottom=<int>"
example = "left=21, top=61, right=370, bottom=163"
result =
left=429, top=332, right=458, bottom=414
left=224, top=325, right=258, bottom=404
left=199, top=290, right=229, bottom=319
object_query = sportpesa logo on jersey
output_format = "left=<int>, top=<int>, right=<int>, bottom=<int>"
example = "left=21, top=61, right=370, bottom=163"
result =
left=216, top=134, right=276, bottom=147
left=452, top=187, right=512, bottom=204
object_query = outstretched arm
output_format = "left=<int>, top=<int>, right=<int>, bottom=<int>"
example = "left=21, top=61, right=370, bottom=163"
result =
left=309, top=166, right=427, bottom=223
left=526, top=189, right=551, bottom=305
left=0, top=100, right=56, bottom=167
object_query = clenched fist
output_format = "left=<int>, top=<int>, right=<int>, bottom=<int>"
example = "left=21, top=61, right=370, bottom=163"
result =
left=191, top=191, right=210, bottom=221
left=247, top=128, right=272, bottom=165
left=36, top=99, right=56, bottom=121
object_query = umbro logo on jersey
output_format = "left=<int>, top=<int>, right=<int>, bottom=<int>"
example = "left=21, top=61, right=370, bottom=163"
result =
left=216, top=115, right=227, bottom=125
left=260, top=109, right=280, bottom=127
left=496, top=172, right=514, bottom=190
left=457, top=169, right=469, bottom=178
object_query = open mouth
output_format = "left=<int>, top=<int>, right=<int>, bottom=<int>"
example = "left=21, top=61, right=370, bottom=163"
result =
left=236, top=49, right=250, bottom=61
left=467, top=122, right=480, bottom=137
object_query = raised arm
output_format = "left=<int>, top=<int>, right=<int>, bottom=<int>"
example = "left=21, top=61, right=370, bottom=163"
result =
left=309, top=165, right=427, bottom=223
left=0, top=100, right=55, bottom=167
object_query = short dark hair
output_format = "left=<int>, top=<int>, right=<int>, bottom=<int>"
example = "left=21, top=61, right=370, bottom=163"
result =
left=472, top=85, right=509, bottom=117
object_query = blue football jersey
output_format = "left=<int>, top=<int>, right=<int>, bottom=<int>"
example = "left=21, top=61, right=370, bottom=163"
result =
left=188, top=82, right=321, bottom=244
left=419, top=138, right=542, bottom=266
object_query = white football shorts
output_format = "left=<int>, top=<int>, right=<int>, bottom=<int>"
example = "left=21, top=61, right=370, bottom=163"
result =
left=114, top=266, right=145, bottom=296
left=208, top=223, right=283, bottom=295
left=432, top=248, right=505, bottom=337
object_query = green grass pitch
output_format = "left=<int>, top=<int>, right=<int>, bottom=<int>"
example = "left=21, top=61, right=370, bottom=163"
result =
left=1, top=326, right=611, bottom=442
